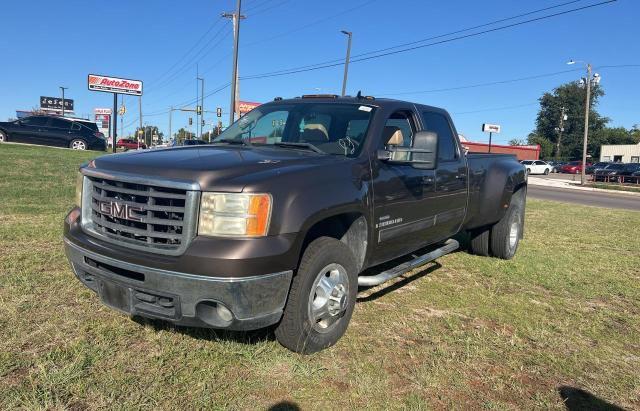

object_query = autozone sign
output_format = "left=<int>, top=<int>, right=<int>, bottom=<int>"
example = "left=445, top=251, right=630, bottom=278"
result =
left=88, top=74, right=143, bottom=96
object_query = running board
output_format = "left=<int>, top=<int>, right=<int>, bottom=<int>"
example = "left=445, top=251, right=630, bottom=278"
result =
left=358, top=239, right=459, bottom=287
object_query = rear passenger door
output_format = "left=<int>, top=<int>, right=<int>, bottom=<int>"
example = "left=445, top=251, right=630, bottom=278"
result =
left=45, top=117, right=72, bottom=147
left=421, top=110, right=467, bottom=241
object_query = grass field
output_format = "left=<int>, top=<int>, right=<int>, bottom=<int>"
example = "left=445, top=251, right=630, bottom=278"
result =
left=1, top=143, right=639, bottom=410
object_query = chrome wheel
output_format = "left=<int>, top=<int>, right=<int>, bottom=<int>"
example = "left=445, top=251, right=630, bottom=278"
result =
left=509, top=220, right=519, bottom=248
left=71, top=140, right=87, bottom=150
left=308, top=263, right=349, bottom=333
left=0, top=131, right=6, bottom=142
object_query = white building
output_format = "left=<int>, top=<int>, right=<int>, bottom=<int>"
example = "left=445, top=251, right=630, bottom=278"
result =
left=600, top=142, right=640, bottom=163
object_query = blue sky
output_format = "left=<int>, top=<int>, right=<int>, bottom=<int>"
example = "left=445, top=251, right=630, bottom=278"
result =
left=1, top=0, right=638, bottom=144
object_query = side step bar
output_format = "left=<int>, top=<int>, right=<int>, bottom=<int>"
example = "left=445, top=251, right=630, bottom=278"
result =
left=358, top=239, right=459, bottom=287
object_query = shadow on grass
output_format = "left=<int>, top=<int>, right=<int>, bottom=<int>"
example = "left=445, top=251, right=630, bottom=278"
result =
left=357, top=262, right=442, bottom=303
left=558, top=386, right=625, bottom=411
left=132, top=316, right=277, bottom=345
left=268, top=401, right=301, bottom=411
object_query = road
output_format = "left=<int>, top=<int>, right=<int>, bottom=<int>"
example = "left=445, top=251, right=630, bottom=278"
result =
left=528, top=185, right=640, bottom=211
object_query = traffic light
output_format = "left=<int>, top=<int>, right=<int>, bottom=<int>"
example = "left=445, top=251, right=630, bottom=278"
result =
left=201, top=119, right=205, bottom=127
left=188, top=117, right=193, bottom=126
left=196, top=105, right=202, bottom=115
left=216, top=107, right=222, bottom=118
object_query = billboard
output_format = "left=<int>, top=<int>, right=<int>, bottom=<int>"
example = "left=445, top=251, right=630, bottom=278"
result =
left=40, top=96, right=74, bottom=112
left=88, top=74, right=143, bottom=96
left=94, top=108, right=111, bottom=140
left=238, top=101, right=260, bottom=116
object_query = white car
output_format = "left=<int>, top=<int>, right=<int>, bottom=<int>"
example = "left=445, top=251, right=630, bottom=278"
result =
left=521, top=160, right=552, bottom=175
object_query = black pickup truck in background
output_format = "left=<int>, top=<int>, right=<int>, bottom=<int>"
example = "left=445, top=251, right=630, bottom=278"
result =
left=64, top=95, right=526, bottom=353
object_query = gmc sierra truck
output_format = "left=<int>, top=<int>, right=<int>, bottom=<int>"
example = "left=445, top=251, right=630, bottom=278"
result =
left=64, top=95, right=526, bottom=354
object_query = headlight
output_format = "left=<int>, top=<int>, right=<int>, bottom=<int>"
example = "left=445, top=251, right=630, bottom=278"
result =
left=75, top=173, right=84, bottom=208
left=198, top=193, right=272, bottom=237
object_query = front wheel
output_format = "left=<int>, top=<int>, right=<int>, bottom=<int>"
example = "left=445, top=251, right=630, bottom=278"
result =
left=544, top=168, right=550, bottom=175
left=0, top=130, right=7, bottom=142
left=70, top=139, right=87, bottom=150
left=275, top=237, right=358, bottom=354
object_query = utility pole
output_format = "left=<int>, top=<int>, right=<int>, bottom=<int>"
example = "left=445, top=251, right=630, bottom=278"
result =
left=60, top=86, right=68, bottom=117
left=581, top=63, right=592, bottom=186
left=138, top=96, right=143, bottom=149
left=340, top=30, right=352, bottom=96
left=197, top=76, right=205, bottom=138
left=223, top=1, right=245, bottom=126
left=555, top=106, right=566, bottom=160
left=169, top=106, right=173, bottom=143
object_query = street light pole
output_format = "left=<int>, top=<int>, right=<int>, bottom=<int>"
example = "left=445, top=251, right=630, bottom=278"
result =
left=60, top=86, right=68, bottom=117
left=340, top=30, right=352, bottom=97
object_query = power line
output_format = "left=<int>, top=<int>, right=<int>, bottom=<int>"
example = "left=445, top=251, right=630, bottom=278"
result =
left=147, top=19, right=224, bottom=88
left=375, top=68, right=584, bottom=96
left=452, top=102, right=539, bottom=115
left=245, top=0, right=376, bottom=48
left=240, top=0, right=616, bottom=80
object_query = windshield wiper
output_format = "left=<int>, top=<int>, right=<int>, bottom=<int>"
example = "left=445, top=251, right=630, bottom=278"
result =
left=214, top=138, right=250, bottom=146
left=272, top=142, right=324, bottom=154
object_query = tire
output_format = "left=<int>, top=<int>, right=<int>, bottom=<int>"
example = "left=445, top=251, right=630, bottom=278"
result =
left=490, top=189, right=525, bottom=260
left=526, top=168, right=531, bottom=175
left=544, top=168, right=550, bottom=175
left=0, top=130, right=6, bottom=143
left=70, top=139, right=87, bottom=150
left=468, top=226, right=490, bottom=256
left=275, top=237, right=358, bottom=354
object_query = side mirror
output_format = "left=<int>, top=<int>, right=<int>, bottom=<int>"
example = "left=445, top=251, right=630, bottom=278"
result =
left=378, top=131, right=438, bottom=170
left=411, top=131, right=438, bottom=169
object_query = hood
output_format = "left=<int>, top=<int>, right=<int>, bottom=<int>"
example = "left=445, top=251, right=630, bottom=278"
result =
left=90, top=145, right=346, bottom=192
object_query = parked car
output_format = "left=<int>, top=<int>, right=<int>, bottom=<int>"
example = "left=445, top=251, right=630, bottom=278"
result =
left=64, top=95, right=527, bottom=354
left=560, top=161, right=591, bottom=174
left=520, top=160, right=553, bottom=175
left=627, top=166, right=640, bottom=183
left=182, top=139, right=208, bottom=146
left=0, top=115, right=106, bottom=150
left=593, top=163, right=627, bottom=182
left=613, top=163, right=640, bottom=183
left=585, top=161, right=611, bottom=174
left=116, top=139, right=147, bottom=150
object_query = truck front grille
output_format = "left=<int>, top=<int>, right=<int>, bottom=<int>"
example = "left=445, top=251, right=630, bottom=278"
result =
left=82, top=175, right=199, bottom=255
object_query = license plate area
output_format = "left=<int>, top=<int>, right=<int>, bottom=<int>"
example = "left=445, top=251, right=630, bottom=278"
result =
left=99, top=280, right=131, bottom=313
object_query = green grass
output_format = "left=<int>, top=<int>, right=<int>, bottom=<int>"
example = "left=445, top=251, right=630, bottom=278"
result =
left=590, top=182, right=640, bottom=193
left=1, top=143, right=639, bottom=409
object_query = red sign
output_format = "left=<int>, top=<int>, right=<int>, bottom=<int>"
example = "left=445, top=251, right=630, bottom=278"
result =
left=88, top=74, right=143, bottom=96
left=238, top=101, right=260, bottom=116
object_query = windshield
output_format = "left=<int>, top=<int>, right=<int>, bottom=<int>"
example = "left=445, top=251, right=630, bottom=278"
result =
left=213, top=103, right=375, bottom=157
left=607, top=163, right=625, bottom=170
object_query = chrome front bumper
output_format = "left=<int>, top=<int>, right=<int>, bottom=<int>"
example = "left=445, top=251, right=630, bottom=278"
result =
left=64, top=238, right=293, bottom=330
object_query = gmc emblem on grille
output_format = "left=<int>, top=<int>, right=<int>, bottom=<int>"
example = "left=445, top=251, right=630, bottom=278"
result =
left=99, top=201, right=143, bottom=222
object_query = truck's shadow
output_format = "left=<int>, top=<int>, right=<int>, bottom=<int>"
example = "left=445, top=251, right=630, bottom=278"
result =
left=558, top=386, right=625, bottom=411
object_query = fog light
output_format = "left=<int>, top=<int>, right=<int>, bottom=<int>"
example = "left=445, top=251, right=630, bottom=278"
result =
left=217, top=304, right=233, bottom=322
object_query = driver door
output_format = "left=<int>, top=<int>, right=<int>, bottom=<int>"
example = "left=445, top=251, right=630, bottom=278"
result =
left=370, top=109, right=438, bottom=265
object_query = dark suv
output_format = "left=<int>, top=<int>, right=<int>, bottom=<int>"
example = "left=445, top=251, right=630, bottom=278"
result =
left=0, top=115, right=106, bottom=151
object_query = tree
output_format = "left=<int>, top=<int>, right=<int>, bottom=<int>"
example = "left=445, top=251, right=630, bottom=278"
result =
left=508, top=138, right=526, bottom=146
left=527, top=134, right=555, bottom=159
left=174, top=128, right=195, bottom=143
left=588, top=127, right=640, bottom=159
left=534, top=81, right=609, bottom=160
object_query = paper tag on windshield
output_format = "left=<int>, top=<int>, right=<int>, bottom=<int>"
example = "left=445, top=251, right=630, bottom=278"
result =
left=358, top=106, right=372, bottom=112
